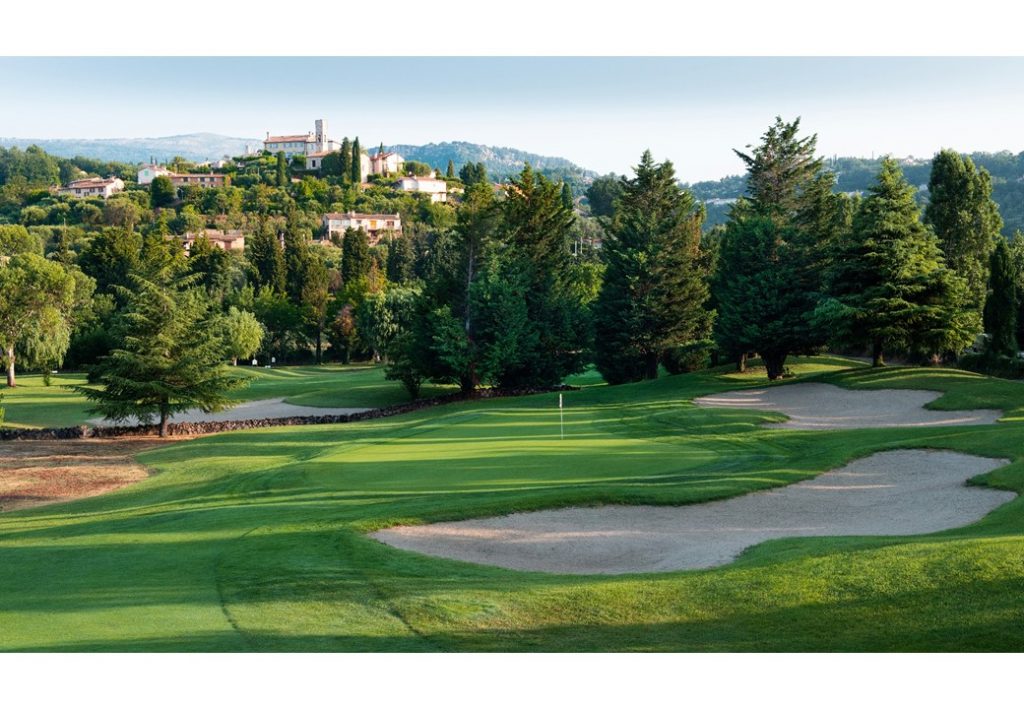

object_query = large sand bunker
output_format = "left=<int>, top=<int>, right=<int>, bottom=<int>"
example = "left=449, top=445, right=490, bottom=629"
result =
left=694, top=383, right=1002, bottom=429
left=371, top=450, right=1014, bottom=574
left=89, top=397, right=371, bottom=426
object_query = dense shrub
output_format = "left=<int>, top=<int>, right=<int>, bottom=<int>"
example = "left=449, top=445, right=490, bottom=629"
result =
left=662, top=340, right=716, bottom=375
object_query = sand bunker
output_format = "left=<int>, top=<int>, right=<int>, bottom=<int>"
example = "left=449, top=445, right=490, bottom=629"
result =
left=89, top=397, right=371, bottom=426
left=371, top=450, right=1014, bottom=574
left=694, top=383, right=1002, bottom=429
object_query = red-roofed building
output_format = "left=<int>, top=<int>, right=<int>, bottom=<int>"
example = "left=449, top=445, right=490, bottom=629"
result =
left=321, top=212, right=401, bottom=245
left=264, top=118, right=343, bottom=157
left=60, top=177, right=125, bottom=199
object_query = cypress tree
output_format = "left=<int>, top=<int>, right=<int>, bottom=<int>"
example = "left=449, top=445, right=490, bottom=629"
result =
left=351, top=138, right=362, bottom=184
left=817, top=158, right=973, bottom=366
left=386, top=235, right=415, bottom=284
left=561, top=182, right=574, bottom=211
left=925, top=149, right=1003, bottom=328
left=594, top=150, right=713, bottom=383
left=341, top=227, right=371, bottom=286
left=247, top=219, right=286, bottom=294
left=339, top=137, right=352, bottom=182
left=275, top=151, right=287, bottom=188
left=446, top=159, right=455, bottom=179
left=983, top=239, right=1018, bottom=356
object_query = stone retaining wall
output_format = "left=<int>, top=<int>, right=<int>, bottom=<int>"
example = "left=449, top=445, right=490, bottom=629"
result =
left=0, top=385, right=577, bottom=441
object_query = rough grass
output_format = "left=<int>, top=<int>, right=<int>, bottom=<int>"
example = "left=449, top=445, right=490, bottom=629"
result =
left=1, top=356, right=1023, bottom=651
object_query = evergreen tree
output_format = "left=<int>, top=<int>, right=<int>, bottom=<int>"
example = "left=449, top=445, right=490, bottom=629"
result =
left=386, top=235, right=416, bottom=284
left=76, top=271, right=245, bottom=436
left=446, top=159, right=455, bottom=179
left=275, top=151, right=288, bottom=188
left=247, top=219, right=286, bottom=294
left=341, top=227, right=371, bottom=287
left=594, top=150, right=713, bottom=383
left=586, top=174, right=624, bottom=218
left=983, top=239, right=1018, bottom=356
left=816, top=159, right=973, bottom=366
left=561, top=182, right=574, bottom=211
left=459, top=162, right=488, bottom=187
left=282, top=213, right=312, bottom=303
left=713, top=117, right=830, bottom=378
left=492, top=164, right=588, bottom=387
left=925, top=149, right=1003, bottom=325
left=339, top=137, right=352, bottom=182
left=351, top=138, right=362, bottom=184
left=186, top=235, right=233, bottom=302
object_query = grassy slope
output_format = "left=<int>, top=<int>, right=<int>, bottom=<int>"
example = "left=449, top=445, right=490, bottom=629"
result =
left=1, top=356, right=1023, bottom=651
left=0, top=365, right=456, bottom=429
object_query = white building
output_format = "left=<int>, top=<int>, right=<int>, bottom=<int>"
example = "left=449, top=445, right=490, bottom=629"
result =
left=137, top=164, right=172, bottom=185
left=306, top=150, right=371, bottom=182
left=369, top=149, right=404, bottom=176
left=394, top=174, right=448, bottom=203
left=60, top=177, right=125, bottom=199
left=264, top=119, right=343, bottom=157
left=322, top=212, right=402, bottom=245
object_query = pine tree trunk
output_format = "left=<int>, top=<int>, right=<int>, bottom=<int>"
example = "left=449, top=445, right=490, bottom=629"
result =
left=764, top=352, right=788, bottom=381
left=159, top=412, right=169, bottom=438
left=316, top=331, right=322, bottom=365
left=736, top=352, right=747, bottom=373
left=872, top=339, right=885, bottom=368
left=5, top=346, right=15, bottom=388
left=644, top=351, right=659, bottom=380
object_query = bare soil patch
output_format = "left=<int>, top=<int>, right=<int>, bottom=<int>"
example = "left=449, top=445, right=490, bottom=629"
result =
left=371, top=450, right=1015, bottom=574
left=694, top=383, right=1002, bottom=429
left=0, top=437, right=177, bottom=513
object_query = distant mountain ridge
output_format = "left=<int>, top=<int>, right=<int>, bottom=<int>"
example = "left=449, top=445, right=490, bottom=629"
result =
left=0, top=134, right=597, bottom=181
left=386, top=141, right=596, bottom=180
left=0, top=133, right=259, bottom=164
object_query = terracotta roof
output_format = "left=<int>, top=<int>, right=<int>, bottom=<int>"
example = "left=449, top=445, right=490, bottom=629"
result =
left=265, top=134, right=314, bottom=143
left=306, top=151, right=331, bottom=158
left=324, top=212, right=401, bottom=221
left=66, top=177, right=120, bottom=188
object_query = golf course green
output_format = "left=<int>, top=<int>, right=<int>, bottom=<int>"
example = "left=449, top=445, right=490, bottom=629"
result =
left=2, top=356, right=1023, bottom=651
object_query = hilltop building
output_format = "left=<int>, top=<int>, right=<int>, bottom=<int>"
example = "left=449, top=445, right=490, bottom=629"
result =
left=369, top=149, right=404, bottom=176
left=60, top=177, right=125, bottom=199
left=138, top=165, right=228, bottom=189
left=264, top=119, right=343, bottom=157
left=321, top=212, right=401, bottom=245
left=137, top=164, right=172, bottom=185
left=305, top=150, right=371, bottom=182
left=394, top=174, right=448, bottom=203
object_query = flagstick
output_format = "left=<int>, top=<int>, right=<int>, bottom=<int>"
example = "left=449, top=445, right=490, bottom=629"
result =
left=559, top=393, right=564, bottom=440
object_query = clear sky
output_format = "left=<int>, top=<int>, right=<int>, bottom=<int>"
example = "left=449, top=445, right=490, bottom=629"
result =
left=2, top=57, right=1024, bottom=182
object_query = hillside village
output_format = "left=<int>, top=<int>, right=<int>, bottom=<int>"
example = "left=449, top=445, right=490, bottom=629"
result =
left=53, top=118, right=471, bottom=254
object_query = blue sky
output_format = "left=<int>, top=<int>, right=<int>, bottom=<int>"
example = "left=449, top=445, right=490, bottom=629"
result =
left=2, top=57, right=1024, bottom=181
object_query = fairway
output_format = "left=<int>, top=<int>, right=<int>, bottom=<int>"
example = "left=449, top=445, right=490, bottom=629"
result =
left=2, top=357, right=1024, bottom=651
left=0, top=365, right=456, bottom=430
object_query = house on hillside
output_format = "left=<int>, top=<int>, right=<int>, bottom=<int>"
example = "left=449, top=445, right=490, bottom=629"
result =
left=321, top=212, right=401, bottom=245
left=306, top=150, right=371, bottom=182
left=60, top=177, right=125, bottom=199
left=169, top=173, right=229, bottom=189
left=177, top=229, right=246, bottom=254
left=394, top=174, right=448, bottom=203
left=264, top=119, right=343, bottom=158
left=137, top=164, right=172, bottom=185
left=369, top=149, right=403, bottom=176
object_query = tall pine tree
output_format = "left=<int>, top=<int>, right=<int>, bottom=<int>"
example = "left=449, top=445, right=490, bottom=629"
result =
left=713, top=117, right=830, bottom=378
left=817, top=158, right=973, bottom=366
left=594, top=150, right=713, bottom=383
left=351, top=138, right=362, bottom=184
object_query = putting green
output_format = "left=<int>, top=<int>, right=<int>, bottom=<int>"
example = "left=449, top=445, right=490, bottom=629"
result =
left=2, top=356, right=1024, bottom=651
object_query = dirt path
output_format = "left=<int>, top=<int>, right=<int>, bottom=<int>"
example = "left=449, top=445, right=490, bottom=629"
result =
left=371, top=450, right=1014, bottom=574
left=694, top=383, right=1002, bottom=429
left=0, top=437, right=177, bottom=513
left=88, top=397, right=372, bottom=426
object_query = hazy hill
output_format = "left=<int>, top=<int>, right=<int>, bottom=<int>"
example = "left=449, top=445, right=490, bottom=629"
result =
left=386, top=141, right=596, bottom=182
left=0, top=133, right=259, bottom=164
